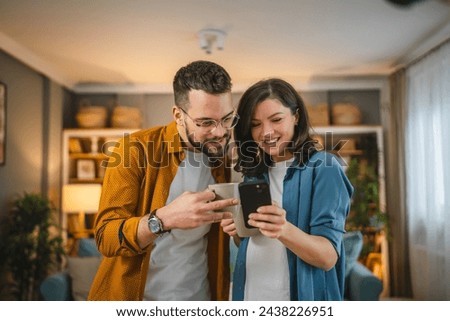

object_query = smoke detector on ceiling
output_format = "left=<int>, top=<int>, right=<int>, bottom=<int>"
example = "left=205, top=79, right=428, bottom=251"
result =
left=198, top=28, right=226, bottom=54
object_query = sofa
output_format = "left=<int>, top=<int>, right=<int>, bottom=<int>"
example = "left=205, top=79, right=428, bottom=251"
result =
left=41, top=232, right=382, bottom=300
left=40, top=238, right=102, bottom=300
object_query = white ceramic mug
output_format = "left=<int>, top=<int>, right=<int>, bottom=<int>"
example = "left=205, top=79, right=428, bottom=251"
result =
left=208, top=182, right=259, bottom=237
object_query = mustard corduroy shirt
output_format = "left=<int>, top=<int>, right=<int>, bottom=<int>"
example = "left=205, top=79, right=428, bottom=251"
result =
left=88, top=121, right=230, bottom=300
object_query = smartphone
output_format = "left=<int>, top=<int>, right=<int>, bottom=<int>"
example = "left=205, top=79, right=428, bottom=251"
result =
left=238, top=180, right=272, bottom=229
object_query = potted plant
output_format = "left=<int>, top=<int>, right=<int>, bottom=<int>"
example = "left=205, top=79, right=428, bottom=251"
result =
left=0, top=192, right=65, bottom=300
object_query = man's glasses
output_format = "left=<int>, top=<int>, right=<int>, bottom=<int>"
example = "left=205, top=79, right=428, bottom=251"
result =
left=178, top=107, right=240, bottom=132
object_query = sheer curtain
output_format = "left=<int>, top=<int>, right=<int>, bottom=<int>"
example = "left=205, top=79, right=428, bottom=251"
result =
left=405, top=40, right=450, bottom=300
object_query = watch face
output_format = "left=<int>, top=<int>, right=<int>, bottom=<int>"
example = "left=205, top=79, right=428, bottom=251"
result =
left=149, top=217, right=161, bottom=234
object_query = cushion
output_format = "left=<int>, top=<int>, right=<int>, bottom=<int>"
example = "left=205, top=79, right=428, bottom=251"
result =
left=78, top=238, right=101, bottom=257
left=343, top=231, right=363, bottom=278
left=67, top=256, right=102, bottom=300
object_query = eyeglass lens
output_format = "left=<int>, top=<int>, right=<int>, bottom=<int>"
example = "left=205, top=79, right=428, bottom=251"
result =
left=180, top=107, right=239, bottom=130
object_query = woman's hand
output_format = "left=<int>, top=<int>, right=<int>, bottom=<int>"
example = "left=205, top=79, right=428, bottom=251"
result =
left=249, top=203, right=338, bottom=270
left=220, top=217, right=237, bottom=236
left=248, top=203, right=288, bottom=239
left=221, top=217, right=241, bottom=246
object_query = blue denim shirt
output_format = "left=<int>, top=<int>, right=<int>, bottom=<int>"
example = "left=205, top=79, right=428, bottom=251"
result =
left=232, top=151, right=353, bottom=300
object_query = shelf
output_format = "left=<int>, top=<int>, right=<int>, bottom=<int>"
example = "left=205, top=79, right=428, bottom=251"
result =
left=69, top=178, right=104, bottom=184
left=63, top=128, right=140, bottom=186
left=69, top=153, right=109, bottom=160
left=61, top=127, right=141, bottom=254
left=63, top=128, right=140, bottom=137
left=310, top=125, right=383, bottom=161
left=311, top=125, right=382, bottom=135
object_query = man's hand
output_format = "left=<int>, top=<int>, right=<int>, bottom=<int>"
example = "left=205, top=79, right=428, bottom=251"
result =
left=157, top=190, right=237, bottom=230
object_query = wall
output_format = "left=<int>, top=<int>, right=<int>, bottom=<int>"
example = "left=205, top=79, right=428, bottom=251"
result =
left=0, top=50, right=68, bottom=224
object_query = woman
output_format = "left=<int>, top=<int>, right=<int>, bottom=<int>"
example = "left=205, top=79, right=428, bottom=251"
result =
left=222, top=78, right=353, bottom=300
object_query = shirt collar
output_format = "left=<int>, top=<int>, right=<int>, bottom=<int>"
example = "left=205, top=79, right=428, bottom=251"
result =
left=164, top=121, right=184, bottom=154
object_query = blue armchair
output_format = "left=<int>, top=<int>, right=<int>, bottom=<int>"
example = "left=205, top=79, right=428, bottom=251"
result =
left=343, top=231, right=383, bottom=300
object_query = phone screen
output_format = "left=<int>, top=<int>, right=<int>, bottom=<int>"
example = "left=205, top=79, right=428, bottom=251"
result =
left=238, top=180, right=272, bottom=229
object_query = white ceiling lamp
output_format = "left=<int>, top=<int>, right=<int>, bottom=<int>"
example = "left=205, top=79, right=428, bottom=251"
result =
left=198, top=28, right=226, bottom=54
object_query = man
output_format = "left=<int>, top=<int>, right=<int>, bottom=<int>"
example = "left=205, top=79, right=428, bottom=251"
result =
left=88, top=61, right=238, bottom=300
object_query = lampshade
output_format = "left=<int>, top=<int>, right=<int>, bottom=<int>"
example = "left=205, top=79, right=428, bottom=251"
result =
left=62, top=184, right=102, bottom=213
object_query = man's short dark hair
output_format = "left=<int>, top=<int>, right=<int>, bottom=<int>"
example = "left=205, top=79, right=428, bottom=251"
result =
left=173, top=60, right=232, bottom=109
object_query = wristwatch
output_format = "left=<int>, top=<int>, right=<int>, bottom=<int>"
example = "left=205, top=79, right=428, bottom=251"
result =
left=147, top=209, right=169, bottom=235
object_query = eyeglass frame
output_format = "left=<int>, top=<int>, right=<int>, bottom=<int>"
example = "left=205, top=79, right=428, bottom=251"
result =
left=177, top=106, right=240, bottom=132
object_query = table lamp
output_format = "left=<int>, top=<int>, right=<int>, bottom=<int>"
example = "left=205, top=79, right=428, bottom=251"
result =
left=62, top=184, right=102, bottom=239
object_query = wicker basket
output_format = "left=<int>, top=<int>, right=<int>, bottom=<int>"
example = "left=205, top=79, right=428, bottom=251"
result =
left=306, top=103, right=330, bottom=126
left=111, top=106, right=142, bottom=128
left=76, top=106, right=107, bottom=128
left=331, top=102, right=362, bottom=125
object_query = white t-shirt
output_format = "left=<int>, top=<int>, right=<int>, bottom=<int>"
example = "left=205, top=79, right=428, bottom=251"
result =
left=144, top=150, right=215, bottom=300
left=244, top=158, right=293, bottom=301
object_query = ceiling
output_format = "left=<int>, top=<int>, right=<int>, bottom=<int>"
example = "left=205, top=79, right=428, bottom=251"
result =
left=0, top=0, right=449, bottom=93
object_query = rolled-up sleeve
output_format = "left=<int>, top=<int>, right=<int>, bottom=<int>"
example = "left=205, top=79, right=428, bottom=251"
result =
left=309, top=154, right=353, bottom=256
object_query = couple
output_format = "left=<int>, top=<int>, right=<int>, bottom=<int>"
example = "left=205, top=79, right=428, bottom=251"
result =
left=87, top=60, right=353, bottom=301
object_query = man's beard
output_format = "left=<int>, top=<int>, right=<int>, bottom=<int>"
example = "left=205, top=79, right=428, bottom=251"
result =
left=185, top=127, right=230, bottom=158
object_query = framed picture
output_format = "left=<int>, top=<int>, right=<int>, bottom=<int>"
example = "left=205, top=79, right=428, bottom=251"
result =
left=76, top=159, right=96, bottom=180
left=0, top=82, right=6, bottom=166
